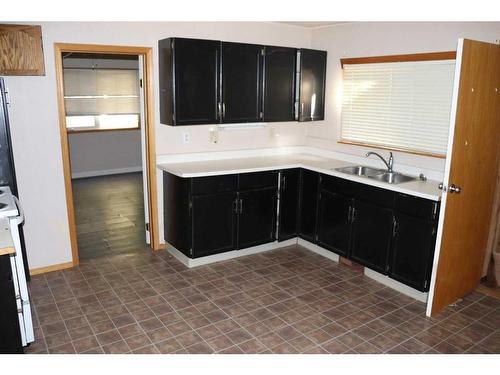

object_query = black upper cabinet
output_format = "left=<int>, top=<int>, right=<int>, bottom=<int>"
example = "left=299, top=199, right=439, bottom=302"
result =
left=263, top=47, right=296, bottom=122
left=298, top=49, right=327, bottom=122
left=221, top=42, right=263, bottom=123
left=317, top=189, right=352, bottom=256
left=350, top=200, right=394, bottom=274
left=159, top=38, right=220, bottom=125
left=278, top=168, right=300, bottom=241
left=298, top=169, right=319, bottom=242
left=159, top=37, right=328, bottom=126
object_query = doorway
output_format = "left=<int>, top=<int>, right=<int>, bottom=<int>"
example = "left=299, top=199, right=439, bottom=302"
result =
left=54, top=43, right=160, bottom=265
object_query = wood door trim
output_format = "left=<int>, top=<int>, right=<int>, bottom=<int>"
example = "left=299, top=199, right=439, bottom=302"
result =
left=340, top=51, right=456, bottom=67
left=54, top=43, right=160, bottom=269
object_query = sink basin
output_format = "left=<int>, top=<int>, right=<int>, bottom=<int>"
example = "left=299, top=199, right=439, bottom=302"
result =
left=335, top=165, right=384, bottom=177
left=368, top=172, right=416, bottom=184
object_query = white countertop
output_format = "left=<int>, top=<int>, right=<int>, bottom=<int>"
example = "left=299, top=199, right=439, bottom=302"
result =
left=157, top=152, right=442, bottom=201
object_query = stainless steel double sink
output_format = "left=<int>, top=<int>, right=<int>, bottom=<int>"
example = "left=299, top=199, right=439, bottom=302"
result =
left=334, top=165, right=417, bottom=184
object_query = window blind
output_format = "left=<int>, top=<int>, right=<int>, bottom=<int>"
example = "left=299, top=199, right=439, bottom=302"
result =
left=63, top=68, right=140, bottom=116
left=341, top=60, right=455, bottom=155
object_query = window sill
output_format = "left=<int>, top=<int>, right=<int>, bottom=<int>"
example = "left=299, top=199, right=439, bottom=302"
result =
left=67, top=127, right=140, bottom=134
left=337, top=140, right=446, bottom=159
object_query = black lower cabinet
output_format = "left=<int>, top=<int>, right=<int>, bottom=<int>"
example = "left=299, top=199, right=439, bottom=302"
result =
left=0, top=255, right=23, bottom=354
left=389, top=213, right=436, bottom=291
left=317, top=189, right=352, bottom=256
left=350, top=200, right=394, bottom=274
left=192, top=192, right=238, bottom=257
left=298, top=169, right=319, bottom=242
left=278, top=169, right=300, bottom=241
left=238, top=188, right=277, bottom=249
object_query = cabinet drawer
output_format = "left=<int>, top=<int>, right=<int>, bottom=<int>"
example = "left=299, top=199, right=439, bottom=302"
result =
left=320, top=174, right=357, bottom=196
left=395, top=193, right=439, bottom=221
left=238, top=171, right=278, bottom=191
left=191, top=174, right=238, bottom=195
left=356, top=183, right=395, bottom=207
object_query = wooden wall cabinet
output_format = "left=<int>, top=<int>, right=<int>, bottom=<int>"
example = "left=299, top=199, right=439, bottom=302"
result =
left=159, top=37, right=326, bottom=126
left=0, top=24, right=45, bottom=76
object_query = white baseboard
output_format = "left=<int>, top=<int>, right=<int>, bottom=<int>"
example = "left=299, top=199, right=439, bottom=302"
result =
left=168, top=238, right=298, bottom=268
left=297, top=238, right=340, bottom=263
left=71, top=166, right=142, bottom=179
left=166, top=237, right=425, bottom=303
left=364, top=268, right=428, bottom=303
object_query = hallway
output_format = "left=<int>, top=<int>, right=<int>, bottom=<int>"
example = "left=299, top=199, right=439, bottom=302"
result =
left=72, top=173, right=147, bottom=260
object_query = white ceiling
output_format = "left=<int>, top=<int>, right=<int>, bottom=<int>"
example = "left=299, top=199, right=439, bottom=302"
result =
left=278, top=21, right=347, bottom=28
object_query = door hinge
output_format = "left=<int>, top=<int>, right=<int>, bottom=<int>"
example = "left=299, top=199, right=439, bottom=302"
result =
left=139, top=78, right=143, bottom=88
left=145, top=223, right=150, bottom=231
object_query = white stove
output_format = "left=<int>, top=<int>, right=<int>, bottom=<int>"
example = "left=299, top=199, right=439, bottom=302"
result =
left=0, top=186, right=34, bottom=347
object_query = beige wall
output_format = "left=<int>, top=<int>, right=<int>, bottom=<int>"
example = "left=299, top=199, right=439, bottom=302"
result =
left=68, top=130, right=142, bottom=177
left=5, top=21, right=500, bottom=270
left=306, top=22, right=500, bottom=175
left=3, top=22, right=312, bottom=270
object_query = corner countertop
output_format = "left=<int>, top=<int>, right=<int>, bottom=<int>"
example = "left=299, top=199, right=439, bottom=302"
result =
left=0, top=217, right=14, bottom=256
left=157, top=152, right=442, bottom=201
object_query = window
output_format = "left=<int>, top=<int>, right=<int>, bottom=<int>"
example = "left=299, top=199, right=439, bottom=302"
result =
left=340, top=57, right=456, bottom=156
left=62, top=54, right=140, bottom=132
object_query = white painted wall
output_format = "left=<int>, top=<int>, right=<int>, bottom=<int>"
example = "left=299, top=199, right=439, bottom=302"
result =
left=3, top=22, right=312, bottom=270
left=68, top=130, right=142, bottom=178
left=307, top=22, right=500, bottom=177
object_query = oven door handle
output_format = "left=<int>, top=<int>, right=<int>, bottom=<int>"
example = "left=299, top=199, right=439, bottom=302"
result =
left=11, top=196, right=25, bottom=226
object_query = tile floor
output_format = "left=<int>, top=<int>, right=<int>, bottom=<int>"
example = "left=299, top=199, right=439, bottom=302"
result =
left=26, top=245, right=500, bottom=354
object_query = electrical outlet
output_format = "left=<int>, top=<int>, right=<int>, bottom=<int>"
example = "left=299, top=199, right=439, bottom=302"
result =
left=182, top=132, right=190, bottom=144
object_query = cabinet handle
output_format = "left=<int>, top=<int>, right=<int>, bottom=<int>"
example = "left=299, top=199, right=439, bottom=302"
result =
left=218, top=102, right=222, bottom=119
left=239, top=198, right=243, bottom=214
left=351, top=207, right=356, bottom=223
left=222, top=103, right=226, bottom=118
left=348, top=206, right=352, bottom=223
left=392, top=217, right=398, bottom=237
left=233, top=199, right=238, bottom=214
left=282, top=176, right=286, bottom=191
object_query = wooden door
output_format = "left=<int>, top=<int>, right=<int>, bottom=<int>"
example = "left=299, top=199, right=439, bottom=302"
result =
left=221, top=42, right=263, bottom=123
left=191, top=192, right=238, bottom=258
left=237, top=188, right=277, bottom=250
left=350, top=200, right=393, bottom=274
left=427, top=39, right=500, bottom=316
left=317, top=189, right=353, bottom=257
left=172, top=38, right=220, bottom=125
left=299, top=49, right=327, bottom=121
left=263, top=46, right=297, bottom=122
left=298, top=169, right=319, bottom=242
left=278, top=169, right=300, bottom=241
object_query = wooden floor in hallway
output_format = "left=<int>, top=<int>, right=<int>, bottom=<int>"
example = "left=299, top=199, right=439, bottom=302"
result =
left=72, top=172, right=148, bottom=260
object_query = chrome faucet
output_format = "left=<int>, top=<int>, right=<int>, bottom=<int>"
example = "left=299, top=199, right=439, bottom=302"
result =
left=365, top=151, right=394, bottom=173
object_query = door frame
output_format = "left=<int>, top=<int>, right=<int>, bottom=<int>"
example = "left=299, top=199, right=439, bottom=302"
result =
left=54, top=43, right=161, bottom=267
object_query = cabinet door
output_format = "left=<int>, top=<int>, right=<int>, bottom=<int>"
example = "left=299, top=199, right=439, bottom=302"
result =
left=0, top=256, right=22, bottom=353
left=389, top=213, right=437, bottom=291
left=222, top=42, right=263, bottom=123
left=238, top=188, right=277, bottom=249
left=317, top=189, right=352, bottom=256
left=298, top=49, right=327, bottom=122
left=263, top=46, right=297, bottom=122
left=298, top=169, right=319, bottom=242
left=173, top=38, right=220, bottom=125
left=278, top=169, right=300, bottom=241
left=191, top=192, right=237, bottom=258
left=350, top=200, right=393, bottom=273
